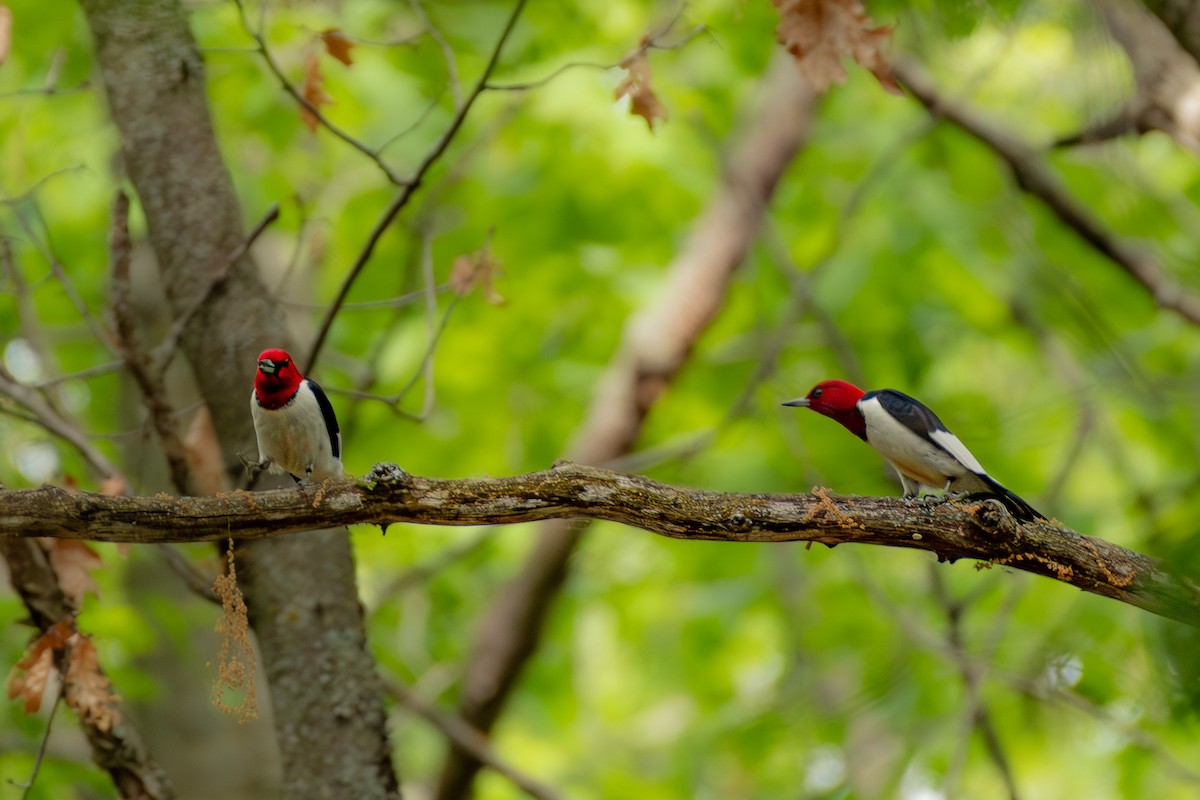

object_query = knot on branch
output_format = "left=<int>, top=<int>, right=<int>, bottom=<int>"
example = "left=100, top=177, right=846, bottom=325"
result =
left=362, top=463, right=411, bottom=490
left=973, top=497, right=1022, bottom=539
left=727, top=510, right=752, bottom=533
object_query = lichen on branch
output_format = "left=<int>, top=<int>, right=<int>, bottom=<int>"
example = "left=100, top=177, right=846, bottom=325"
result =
left=0, top=463, right=1196, bottom=628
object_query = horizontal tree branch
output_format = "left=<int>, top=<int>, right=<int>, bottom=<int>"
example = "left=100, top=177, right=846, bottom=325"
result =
left=1, top=463, right=1196, bottom=628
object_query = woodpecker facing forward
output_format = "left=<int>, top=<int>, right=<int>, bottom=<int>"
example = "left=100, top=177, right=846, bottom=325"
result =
left=783, top=379, right=1043, bottom=521
left=250, top=348, right=342, bottom=484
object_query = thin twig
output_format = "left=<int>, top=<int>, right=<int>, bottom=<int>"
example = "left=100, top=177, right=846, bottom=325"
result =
left=931, top=568, right=1021, bottom=800
left=484, top=12, right=706, bottom=92
left=8, top=692, right=61, bottom=798
left=281, top=285, right=445, bottom=311
left=368, top=528, right=492, bottom=614
left=306, top=0, right=529, bottom=375
left=411, top=0, right=461, bottom=110
left=0, top=363, right=126, bottom=483
left=896, top=58, right=1200, bottom=327
left=16, top=202, right=115, bottom=355
left=0, top=81, right=91, bottom=99
left=30, top=361, right=125, bottom=389
left=418, top=231, right=439, bottom=416
left=151, top=202, right=280, bottom=372
left=231, top=0, right=407, bottom=185
left=0, top=164, right=86, bottom=205
left=384, top=678, right=565, bottom=800
left=376, top=90, right=447, bottom=154
left=157, top=544, right=220, bottom=604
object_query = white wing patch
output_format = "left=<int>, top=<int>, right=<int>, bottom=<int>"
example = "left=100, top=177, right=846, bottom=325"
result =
left=928, top=428, right=986, bottom=475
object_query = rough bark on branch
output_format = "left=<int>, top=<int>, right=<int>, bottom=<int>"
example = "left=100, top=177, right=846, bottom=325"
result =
left=1, top=464, right=1196, bottom=628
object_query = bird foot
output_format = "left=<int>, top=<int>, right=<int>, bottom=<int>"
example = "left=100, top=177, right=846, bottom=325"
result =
left=237, top=451, right=271, bottom=487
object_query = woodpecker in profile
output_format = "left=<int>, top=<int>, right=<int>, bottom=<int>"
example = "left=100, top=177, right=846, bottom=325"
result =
left=783, top=379, right=1044, bottom=521
left=250, top=348, right=343, bottom=484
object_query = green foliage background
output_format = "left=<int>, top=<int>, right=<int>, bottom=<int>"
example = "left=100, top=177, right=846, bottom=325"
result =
left=2, top=0, right=1199, bottom=797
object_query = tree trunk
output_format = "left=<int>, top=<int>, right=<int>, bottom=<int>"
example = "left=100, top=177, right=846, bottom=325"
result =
left=76, top=1, right=399, bottom=796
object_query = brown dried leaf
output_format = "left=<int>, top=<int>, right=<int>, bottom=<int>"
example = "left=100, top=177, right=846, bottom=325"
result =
left=44, top=539, right=103, bottom=606
left=64, top=633, right=120, bottom=732
left=773, top=0, right=899, bottom=94
left=320, top=28, right=355, bottom=67
left=7, top=620, right=72, bottom=715
left=615, top=47, right=668, bottom=132
left=300, top=51, right=334, bottom=133
left=7, top=647, right=53, bottom=714
left=0, top=5, right=12, bottom=68
left=449, top=245, right=505, bottom=306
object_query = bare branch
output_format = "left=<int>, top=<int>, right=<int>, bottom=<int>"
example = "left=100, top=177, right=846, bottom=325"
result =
left=108, top=190, right=195, bottom=496
left=895, top=59, right=1200, bottom=327
left=0, top=164, right=87, bottom=206
left=410, top=0, right=461, bottom=110
left=368, top=528, right=491, bottom=609
left=12, top=201, right=116, bottom=353
left=385, top=679, right=564, bottom=800
left=484, top=12, right=707, bottom=92
left=931, top=568, right=1021, bottom=800
left=0, top=364, right=125, bottom=483
left=151, top=202, right=280, bottom=372
left=231, top=0, right=406, bottom=185
left=0, top=463, right=1194, bottom=628
left=0, top=537, right=175, bottom=798
left=1054, top=1, right=1200, bottom=155
left=10, top=693, right=61, bottom=798
left=306, top=0, right=529, bottom=374
left=0, top=80, right=91, bottom=99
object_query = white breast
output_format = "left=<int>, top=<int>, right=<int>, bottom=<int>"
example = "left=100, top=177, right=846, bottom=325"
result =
left=250, top=383, right=342, bottom=481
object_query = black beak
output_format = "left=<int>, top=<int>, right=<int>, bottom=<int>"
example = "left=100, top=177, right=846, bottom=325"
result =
left=781, top=397, right=810, bottom=408
left=258, top=359, right=277, bottom=374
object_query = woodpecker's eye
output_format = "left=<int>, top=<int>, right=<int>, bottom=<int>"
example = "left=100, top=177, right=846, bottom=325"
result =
left=279, top=359, right=290, bottom=368
left=812, top=387, right=823, bottom=399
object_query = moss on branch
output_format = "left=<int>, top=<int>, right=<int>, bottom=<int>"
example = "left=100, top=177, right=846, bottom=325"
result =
left=1, top=462, right=1196, bottom=628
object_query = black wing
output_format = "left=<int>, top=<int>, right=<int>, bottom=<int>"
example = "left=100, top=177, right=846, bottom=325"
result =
left=970, top=474, right=1046, bottom=521
left=866, top=389, right=951, bottom=444
left=870, top=390, right=1045, bottom=521
left=306, top=379, right=341, bottom=458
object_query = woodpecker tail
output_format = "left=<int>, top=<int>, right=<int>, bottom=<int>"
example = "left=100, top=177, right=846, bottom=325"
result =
left=973, top=475, right=1045, bottom=522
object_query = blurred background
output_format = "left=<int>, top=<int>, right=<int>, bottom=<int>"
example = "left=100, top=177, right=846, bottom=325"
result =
left=2, top=0, right=1199, bottom=797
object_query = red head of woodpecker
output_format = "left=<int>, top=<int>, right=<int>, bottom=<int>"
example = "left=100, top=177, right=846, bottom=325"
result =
left=783, top=379, right=1043, bottom=521
left=250, top=348, right=342, bottom=484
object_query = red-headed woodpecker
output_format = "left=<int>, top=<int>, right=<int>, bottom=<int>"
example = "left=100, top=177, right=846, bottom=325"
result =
left=250, top=348, right=342, bottom=484
left=783, top=379, right=1044, bottom=521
